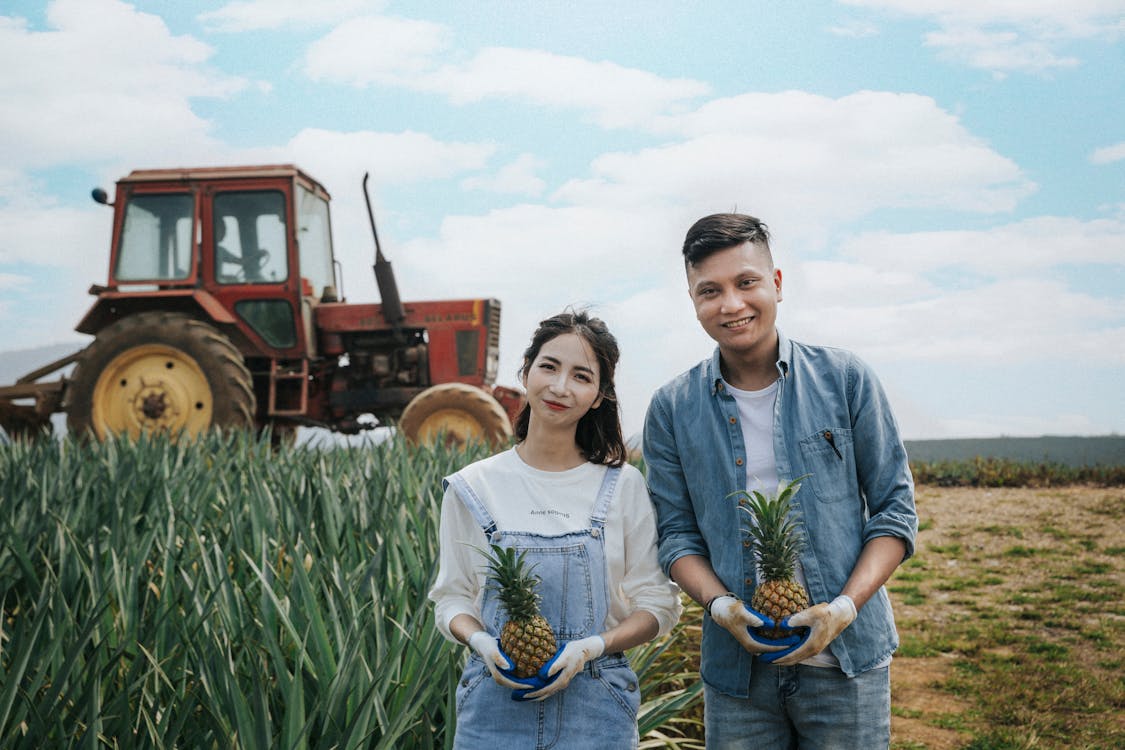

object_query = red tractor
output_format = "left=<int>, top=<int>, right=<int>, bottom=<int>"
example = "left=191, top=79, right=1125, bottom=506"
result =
left=0, top=165, right=522, bottom=446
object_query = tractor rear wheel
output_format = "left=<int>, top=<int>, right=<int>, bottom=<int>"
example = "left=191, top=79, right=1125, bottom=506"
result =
left=399, top=383, right=513, bottom=449
left=65, top=312, right=255, bottom=441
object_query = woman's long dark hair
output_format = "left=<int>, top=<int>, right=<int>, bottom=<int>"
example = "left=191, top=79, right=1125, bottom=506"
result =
left=514, top=309, right=626, bottom=467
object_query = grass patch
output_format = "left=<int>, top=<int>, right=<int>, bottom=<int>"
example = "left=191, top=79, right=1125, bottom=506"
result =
left=888, top=584, right=926, bottom=605
left=899, top=485, right=1125, bottom=749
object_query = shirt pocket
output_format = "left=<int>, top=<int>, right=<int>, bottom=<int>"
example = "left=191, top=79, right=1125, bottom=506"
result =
left=798, top=427, right=857, bottom=504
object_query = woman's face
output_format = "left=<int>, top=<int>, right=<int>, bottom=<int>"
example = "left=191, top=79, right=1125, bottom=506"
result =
left=522, top=332, right=603, bottom=432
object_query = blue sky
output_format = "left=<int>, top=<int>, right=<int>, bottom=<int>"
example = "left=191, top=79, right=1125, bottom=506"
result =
left=1, top=0, right=1123, bottom=439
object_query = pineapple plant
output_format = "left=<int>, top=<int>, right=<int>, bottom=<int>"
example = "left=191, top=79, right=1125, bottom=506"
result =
left=481, top=543, right=558, bottom=678
left=737, top=478, right=810, bottom=639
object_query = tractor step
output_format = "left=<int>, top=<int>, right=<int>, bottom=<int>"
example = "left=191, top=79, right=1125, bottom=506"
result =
left=268, top=359, right=308, bottom=416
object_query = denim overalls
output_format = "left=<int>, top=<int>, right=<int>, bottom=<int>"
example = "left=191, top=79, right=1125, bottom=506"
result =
left=445, top=465, right=641, bottom=750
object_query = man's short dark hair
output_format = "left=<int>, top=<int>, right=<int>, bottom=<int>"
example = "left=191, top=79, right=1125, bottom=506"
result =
left=682, top=213, right=771, bottom=267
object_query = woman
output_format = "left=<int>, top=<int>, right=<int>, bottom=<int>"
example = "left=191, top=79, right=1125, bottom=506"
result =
left=429, top=309, right=681, bottom=749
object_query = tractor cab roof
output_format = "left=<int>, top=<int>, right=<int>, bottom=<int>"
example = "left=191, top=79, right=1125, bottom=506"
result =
left=119, top=164, right=331, bottom=201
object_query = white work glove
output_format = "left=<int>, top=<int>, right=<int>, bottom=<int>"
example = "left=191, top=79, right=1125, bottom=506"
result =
left=709, top=595, right=802, bottom=655
left=523, top=635, right=606, bottom=700
left=467, top=631, right=526, bottom=690
left=766, top=595, right=857, bottom=666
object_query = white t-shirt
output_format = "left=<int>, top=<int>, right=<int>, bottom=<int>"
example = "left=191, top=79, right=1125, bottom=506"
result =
left=428, top=448, right=682, bottom=642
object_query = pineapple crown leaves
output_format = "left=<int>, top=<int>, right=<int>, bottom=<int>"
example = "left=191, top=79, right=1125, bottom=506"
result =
left=470, top=542, right=545, bottom=623
left=729, top=475, right=809, bottom=582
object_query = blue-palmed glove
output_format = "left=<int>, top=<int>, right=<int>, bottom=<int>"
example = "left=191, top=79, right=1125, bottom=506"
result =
left=762, top=595, right=857, bottom=666
left=708, top=594, right=803, bottom=655
left=519, top=635, right=606, bottom=701
left=467, top=631, right=528, bottom=690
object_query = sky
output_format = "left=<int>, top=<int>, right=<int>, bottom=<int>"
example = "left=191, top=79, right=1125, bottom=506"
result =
left=1, top=0, right=1123, bottom=441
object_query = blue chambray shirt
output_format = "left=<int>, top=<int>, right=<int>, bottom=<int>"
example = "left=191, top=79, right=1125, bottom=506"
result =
left=642, top=330, right=917, bottom=697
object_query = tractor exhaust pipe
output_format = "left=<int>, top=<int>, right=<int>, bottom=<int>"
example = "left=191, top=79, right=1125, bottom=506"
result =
left=363, top=172, right=405, bottom=329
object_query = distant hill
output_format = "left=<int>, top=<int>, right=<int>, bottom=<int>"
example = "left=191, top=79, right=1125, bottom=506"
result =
left=0, top=342, right=87, bottom=384
left=904, top=436, right=1125, bottom=468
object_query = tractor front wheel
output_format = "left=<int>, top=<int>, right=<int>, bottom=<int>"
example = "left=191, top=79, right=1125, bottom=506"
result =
left=398, top=383, right=513, bottom=449
left=65, top=312, right=255, bottom=441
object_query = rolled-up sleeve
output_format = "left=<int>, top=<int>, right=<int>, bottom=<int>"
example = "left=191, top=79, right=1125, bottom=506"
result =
left=618, top=476, right=683, bottom=636
left=643, top=390, right=710, bottom=576
left=427, top=484, right=484, bottom=641
left=849, top=356, right=918, bottom=560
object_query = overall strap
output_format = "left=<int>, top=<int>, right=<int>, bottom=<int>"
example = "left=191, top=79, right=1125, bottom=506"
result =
left=443, top=473, right=498, bottom=538
left=588, top=466, right=621, bottom=529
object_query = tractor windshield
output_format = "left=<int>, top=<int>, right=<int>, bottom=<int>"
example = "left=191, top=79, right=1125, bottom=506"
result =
left=114, top=193, right=194, bottom=282
left=213, top=191, right=289, bottom=284
left=296, top=185, right=334, bottom=298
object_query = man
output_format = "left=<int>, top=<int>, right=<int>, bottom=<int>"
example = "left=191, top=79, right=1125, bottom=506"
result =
left=643, top=213, right=917, bottom=748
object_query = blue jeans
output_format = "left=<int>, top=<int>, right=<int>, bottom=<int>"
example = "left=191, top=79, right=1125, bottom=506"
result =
left=703, top=664, right=890, bottom=749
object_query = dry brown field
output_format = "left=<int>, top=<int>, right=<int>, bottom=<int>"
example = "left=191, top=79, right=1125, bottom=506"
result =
left=888, top=485, right=1124, bottom=750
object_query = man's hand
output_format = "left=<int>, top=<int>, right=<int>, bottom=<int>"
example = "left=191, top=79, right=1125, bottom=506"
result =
left=709, top=595, right=802, bottom=655
left=764, top=595, right=857, bottom=666
left=467, top=631, right=527, bottom=690
left=523, top=635, right=606, bottom=700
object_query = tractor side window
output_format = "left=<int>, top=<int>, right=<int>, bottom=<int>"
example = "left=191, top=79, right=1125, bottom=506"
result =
left=115, top=193, right=194, bottom=281
left=234, top=299, right=296, bottom=348
left=213, top=190, right=289, bottom=285
left=297, top=185, right=334, bottom=298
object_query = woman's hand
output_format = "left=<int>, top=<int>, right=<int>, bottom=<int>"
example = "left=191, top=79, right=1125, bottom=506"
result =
left=467, top=631, right=527, bottom=690
left=522, top=636, right=606, bottom=700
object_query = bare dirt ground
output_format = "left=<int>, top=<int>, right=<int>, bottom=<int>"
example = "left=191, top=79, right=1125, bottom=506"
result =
left=888, top=485, right=1125, bottom=749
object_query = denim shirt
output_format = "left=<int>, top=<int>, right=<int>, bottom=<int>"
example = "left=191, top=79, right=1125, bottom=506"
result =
left=642, top=331, right=917, bottom=696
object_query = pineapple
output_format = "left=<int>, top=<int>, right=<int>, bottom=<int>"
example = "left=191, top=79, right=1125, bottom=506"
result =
left=738, top=478, right=810, bottom=639
left=480, top=543, right=557, bottom=678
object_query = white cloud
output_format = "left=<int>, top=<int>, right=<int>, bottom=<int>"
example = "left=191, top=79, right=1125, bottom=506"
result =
left=838, top=216, right=1125, bottom=274
left=199, top=0, right=386, bottom=32
left=923, top=26, right=1079, bottom=77
left=419, top=48, right=710, bottom=128
left=0, top=273, right=30, bottom=290
left=839, top=0, right=1125, bottom=74
left=304, top=15, right=451, bottom=85
left=779, top=219, right=1125, bottom=369
left=0, top=0, right=247, bottom=171
left=304, top=19, right=710, bottom=128
left=1091, top=141, right=1125, bottom=164
left=280, top=128, right=496, bottom=185
left=828, top=20, right=880, bottom=37
left=555, top=90, right=1034, bottom=241
left=462, top=154, right=548, bottom=196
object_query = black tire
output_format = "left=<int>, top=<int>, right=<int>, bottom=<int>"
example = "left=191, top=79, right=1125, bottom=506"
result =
left=398, top=383, right=513, bottom=449
left=65, top=312, right=255, bottom=440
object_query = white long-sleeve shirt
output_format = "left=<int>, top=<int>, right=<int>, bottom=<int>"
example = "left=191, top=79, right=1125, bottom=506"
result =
left=428, top=448, right=682, bottom=642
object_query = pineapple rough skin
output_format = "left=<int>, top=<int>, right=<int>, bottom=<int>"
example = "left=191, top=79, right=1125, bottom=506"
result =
left=737, top=478, right=810, bottom=639
left=482, top=544, right=558, bottom=678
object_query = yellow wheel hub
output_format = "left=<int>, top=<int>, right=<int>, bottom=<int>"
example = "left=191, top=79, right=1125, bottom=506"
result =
left=90, top=344, right=213, bottom=440
left=413, top=409, right=486, bottom=446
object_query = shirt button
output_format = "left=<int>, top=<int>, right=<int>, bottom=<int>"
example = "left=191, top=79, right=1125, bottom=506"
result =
left=735, top=458, right=744, bottom=466
left=743, top=540, right=751, bottom=548
left=717, top=382, right=724, bottom=391
left=744, top=578, right=753, bottom=586
left=591, top=528, right=601, bottom=538
left=729, top=416, right=737, bottom=424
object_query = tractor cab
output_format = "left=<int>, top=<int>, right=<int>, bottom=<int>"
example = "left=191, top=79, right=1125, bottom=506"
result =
left=82, top=165, right=334, bottom=362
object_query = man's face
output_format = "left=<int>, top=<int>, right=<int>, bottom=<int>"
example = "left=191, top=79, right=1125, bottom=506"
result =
left=686, top=241, right=782, bottom=360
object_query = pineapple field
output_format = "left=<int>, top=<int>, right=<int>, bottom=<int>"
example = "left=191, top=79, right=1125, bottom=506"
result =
left=0, top=435, right=700, bottom=749
left=1, top=435, right=1121, bottom=749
